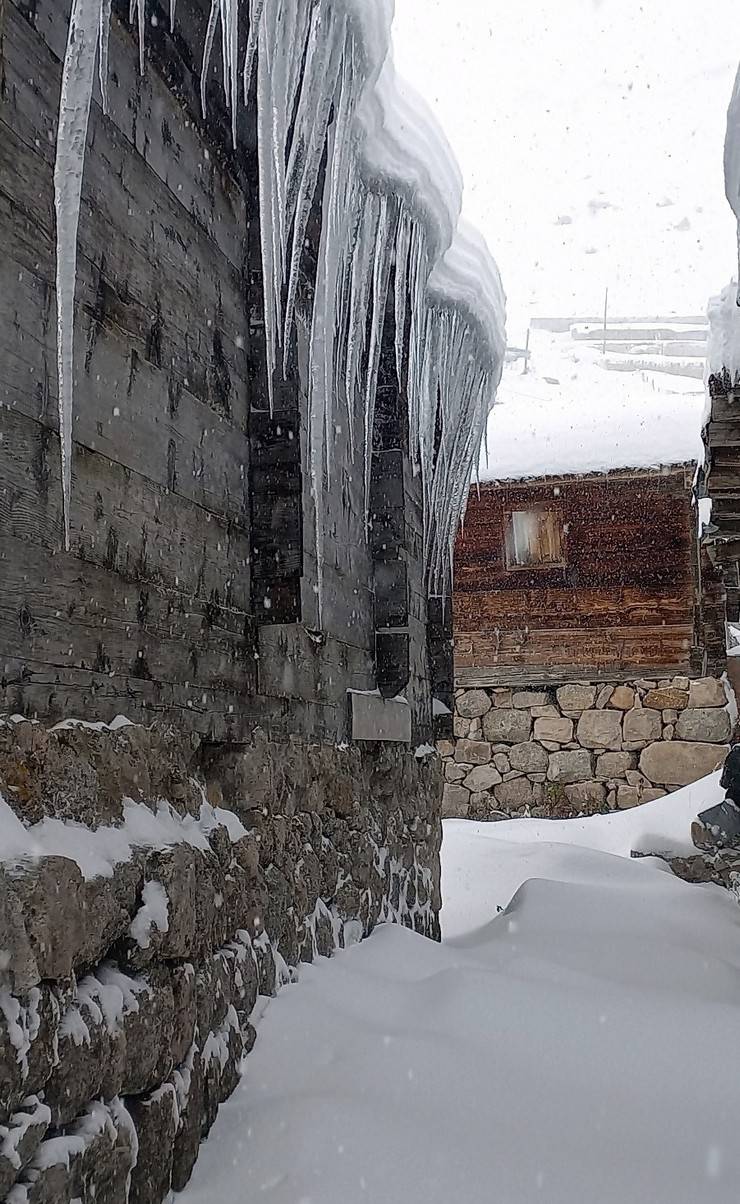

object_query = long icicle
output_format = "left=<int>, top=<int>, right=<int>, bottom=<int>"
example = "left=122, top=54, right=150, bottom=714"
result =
left=54, top=0, right=102, bottom=550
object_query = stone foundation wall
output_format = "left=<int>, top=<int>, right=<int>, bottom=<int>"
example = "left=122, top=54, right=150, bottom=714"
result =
left=440, top=676, right=735, bottom=820
left=0, top=720, right=441, bottom=1202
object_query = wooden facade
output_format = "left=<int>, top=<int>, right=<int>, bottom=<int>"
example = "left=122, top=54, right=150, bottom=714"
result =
left=702, top=368, right=740, bottom=622
left=454, top=464, right=723, bottom=688
left=0, top=0, right=443, bottom=745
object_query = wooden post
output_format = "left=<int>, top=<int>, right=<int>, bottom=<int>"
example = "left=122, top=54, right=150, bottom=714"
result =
left=602, top=287, right=609, bottom=355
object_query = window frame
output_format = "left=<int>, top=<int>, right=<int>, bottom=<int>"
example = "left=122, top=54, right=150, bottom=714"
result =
left=503, top=505, right=567, bottom=572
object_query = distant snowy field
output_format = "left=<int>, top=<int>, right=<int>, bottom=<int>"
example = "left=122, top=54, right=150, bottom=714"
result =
left=181, top=772, right=740, bottom=1204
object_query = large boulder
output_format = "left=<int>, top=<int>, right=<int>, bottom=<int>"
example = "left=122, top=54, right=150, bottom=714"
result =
left=622, top=707, right=662, bottom=744
left=494, top=778, right=534, bottom=809
left=509, top=742, right=549, bottom=773
left=454, top=739, right=492, bottom=765
left=688, top=678, right=727, bottom=708
left=556, top=684, right=596, bottom=713
left=639, top=742, right=728, bottom=786
left=595, top=751, right=636, bottom=779
left=675, top=708, right=732, bottom=744
left=576, top=709, right=623, bottom=750
left=462, top=765, right=503, bottom=792
left=533, top=716, right=573, bottom=744
left=456, top=690, right=491, bottom=719
left=441, top=785, right=470, bottom=818
left=482, top=709, right=532, bottom=745
left=547, top=750, right=593, bottom=784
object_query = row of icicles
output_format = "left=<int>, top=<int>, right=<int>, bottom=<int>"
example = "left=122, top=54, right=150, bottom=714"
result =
left=53, top=0, right=505, bottom=609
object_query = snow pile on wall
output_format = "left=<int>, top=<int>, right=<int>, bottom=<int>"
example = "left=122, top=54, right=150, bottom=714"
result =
left=707, top=282, right=740, bottom=385
left=53, top=0, right=506, bottom=596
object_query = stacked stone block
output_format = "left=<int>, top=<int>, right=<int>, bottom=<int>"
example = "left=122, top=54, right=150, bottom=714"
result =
left=440, top=676, right=734, bottom=820
left=0, top=720, right=442, bottom=1202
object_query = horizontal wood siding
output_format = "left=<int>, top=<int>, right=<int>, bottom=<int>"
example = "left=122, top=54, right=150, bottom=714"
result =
left=454, top=467, right=701, bottom=685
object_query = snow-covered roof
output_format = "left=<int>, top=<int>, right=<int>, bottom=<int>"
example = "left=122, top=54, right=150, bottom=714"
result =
left=478, top=330, right=705, bottom=483
left=707, top=282, right=740, bottom=384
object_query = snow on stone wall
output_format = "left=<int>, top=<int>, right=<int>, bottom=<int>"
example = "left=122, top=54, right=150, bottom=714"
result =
left=0, top=719, right=441, bottom=1201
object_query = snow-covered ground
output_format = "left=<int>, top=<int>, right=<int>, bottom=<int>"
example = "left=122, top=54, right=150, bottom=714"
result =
left=181, top=771, right=740, bottom=1204
left=479, top=327, right=705, bottom=481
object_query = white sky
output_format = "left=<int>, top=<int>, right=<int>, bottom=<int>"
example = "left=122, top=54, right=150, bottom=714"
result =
left=392, top=0, right=739, bottom=344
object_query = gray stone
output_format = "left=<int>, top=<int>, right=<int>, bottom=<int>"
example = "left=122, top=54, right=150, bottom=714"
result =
left=608, top=685, right=635, bottom=710
left=462, top=765, right=503, bottom=792
left=509, top=742, right=549, bottom=774
left=595, top=752, right=635, bottom=779
left=639, top=742, right=728, bottom=786
left=0, top=1096, right=50, bottom=1197
left=469, top=718, right=483, bottom=738
left=622, top=707, right=662, bottom=744
left=456, top=690, right=492, bottom=718
left=492, top=689, right=513, bottom=708
left=531, top=705, right=560, bottom=718
left=675, top=708, right=732, bottom=744
left=512, top=691, right=550, bottom=709
left=688, top=677, right=727, bottom=708
left=436, top=740, right=455, bottom=759
left=444, top=761, right=467, bottom=782
left=556, top=684, right=597, bottom=712
left=482, top=709, right=532, bottom=745
left=664, top=725, right=675, bottom=740
left=128, top=1083, right=179, bottom=1204
left=547, top=750, right=593, bottom=784
left=493, top=753, right=511, bottom=773
left=564, top=782, right=606, bottom=811
left=0, top=871, right=39, bottom=993
left=576, top=710, right=622, bottom=751
left=453, top=715, right=471, bottom=738
left=617, top=785, right=641, bottom=809
left=642, top=788, right=667, bottom=802
left=625, top=770, right=648, bottom=787
left=662, top=709, right=679, bottom=724
left=454, top=739, right=492, bottom=765
left=7, top=858, right=86, bottom=981
left=672, top=676, right=690, bottom=690
left=534, top=716, right=573, bottom=744
left=494, top=778, right=534, bottom=809
left=596, top=685, right=614, bottom=709
left=442, top=784, right=470, bottom=818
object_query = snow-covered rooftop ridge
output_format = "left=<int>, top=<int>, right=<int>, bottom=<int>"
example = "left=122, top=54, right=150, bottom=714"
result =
left=478, top=330, right=705, bottom=483
left=707, top=282, right=740, bottom=384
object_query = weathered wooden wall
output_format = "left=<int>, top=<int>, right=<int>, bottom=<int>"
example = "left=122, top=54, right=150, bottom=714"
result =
left=0, top=0, right=435, bottom=743
left=703, top=369, right=740, bottom=625
left=454, top=466, right=714, bottom=687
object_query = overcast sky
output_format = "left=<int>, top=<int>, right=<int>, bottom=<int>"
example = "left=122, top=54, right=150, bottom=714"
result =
left=392, top=0, right=738, bottom=342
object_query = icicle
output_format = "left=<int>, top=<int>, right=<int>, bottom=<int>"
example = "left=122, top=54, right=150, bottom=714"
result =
left=98, top=0, right=112, bottom=114
left=129, top=0, right=145, bottom=75
left=242, top=0, right=265, bottom=102
left=169, top=0, right=175, bottom=33
left=54, top=0, right=103, bottom=550
left=200, top=0, right=219, bottom=118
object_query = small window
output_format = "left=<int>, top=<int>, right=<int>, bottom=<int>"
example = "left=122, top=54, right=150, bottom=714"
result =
left=505, top=509, right=564, bottom=569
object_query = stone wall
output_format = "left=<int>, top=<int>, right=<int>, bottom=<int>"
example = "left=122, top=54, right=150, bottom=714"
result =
left=0, top=719, right=441, bottom=1202
left=440, top=676, right=735, bottom=820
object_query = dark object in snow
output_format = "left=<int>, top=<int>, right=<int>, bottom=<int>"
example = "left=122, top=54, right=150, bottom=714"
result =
left=691, top=746, right=740, bottom=850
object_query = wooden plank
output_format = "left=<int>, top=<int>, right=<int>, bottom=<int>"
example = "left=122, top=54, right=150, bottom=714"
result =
left=0, top=404, right=251, bottom=609
left=455, top=663, right=696, bottom=689
left=0, top=534, right=256, bottom=693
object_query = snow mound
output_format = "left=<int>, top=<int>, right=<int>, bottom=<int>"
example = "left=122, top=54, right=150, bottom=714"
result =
left=180, top=779, right=740, bottom=1203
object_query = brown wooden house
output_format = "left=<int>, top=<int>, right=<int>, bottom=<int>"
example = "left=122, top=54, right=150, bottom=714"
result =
left=441, top=463, right=731, bottom=822
left=454, top=463, right=721, bottom=688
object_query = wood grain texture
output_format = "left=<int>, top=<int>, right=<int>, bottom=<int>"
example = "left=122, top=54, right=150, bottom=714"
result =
left=454, top=467, right=704, bottom=684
